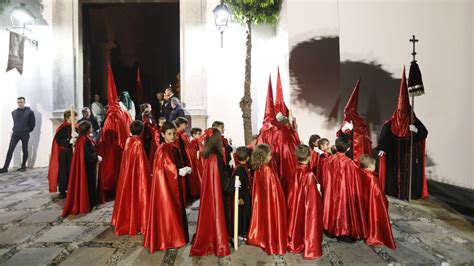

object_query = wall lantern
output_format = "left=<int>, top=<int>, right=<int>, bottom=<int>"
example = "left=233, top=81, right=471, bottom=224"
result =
left=213, top=0, right=231, bottom=48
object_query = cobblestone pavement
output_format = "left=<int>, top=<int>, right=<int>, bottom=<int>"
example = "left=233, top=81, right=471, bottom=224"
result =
left=0, top=168, right=473, bottom=265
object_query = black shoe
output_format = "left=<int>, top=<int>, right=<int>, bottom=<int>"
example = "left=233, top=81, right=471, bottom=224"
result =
left=17, top=166, right=26, bottom=172
left=58, top=193, right=66, bottom=199
left=0, top=168, right=7, bottom=174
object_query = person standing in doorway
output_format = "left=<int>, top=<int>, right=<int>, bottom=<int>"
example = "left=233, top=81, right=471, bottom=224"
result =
left=0, top=97, right=36, bottom=173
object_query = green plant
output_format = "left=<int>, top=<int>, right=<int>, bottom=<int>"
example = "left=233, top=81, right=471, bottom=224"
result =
left=226, top=0, right=283, bottom=145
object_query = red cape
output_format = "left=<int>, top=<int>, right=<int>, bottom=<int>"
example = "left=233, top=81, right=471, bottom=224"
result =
left=149, top=127, right=161, bottom=166
left=309, top=150, right=320, bottom=182
left=144, top=143, right=187, bottom=253
left=190, top=154, right=230, bottom=257
left=287, top=164, right=323, bottom=259
left=322, top=153, right=367, bottom=239
left=361, top=169, right=396, bottom=249
left=47, top=122, right=70, bottom=192
left=62, top=135, right=94, bottom=217
left=176, top=131, right=202, bottom=198
left=191, top=138, right=204, bottom=168
left=112, top=136, right=151, bottom=236
left=97, top=109, right=131, bottom=203
left=247, top=164, right=287, bottom=255
left=272, top=122, right=300, bottom=195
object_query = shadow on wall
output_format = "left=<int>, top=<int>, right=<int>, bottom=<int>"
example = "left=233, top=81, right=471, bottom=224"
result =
left=0, top=0, right=47, bottom=28
left=289, top=36, right=402, bottom=133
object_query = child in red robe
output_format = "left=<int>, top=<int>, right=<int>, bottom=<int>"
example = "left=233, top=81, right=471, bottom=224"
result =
left=62, top=121, right=101, bottom=217
left=321, top=138, right=367, bottom=242
left=174, top=117, right=202, bottom=200
left=112, top=121, right=151, bottom=236
left=190, top=128, right=232, bottom=257
left=359, top=155, right=396, bottom=249
left=48, top=110, right=76, bottom=198
left=144, top=122, right=191, bottom=253
left=247, top=144, right=287, bottom=255
left=308, top=134, right=321, bottom=177
left=287, top=145, right=324, bottom=259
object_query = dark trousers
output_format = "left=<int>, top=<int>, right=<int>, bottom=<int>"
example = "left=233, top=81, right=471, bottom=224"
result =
left=3, top=132, right=29, bottom=169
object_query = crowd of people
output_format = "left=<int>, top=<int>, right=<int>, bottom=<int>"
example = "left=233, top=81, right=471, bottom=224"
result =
left=45, top=67, right=429, bottom=259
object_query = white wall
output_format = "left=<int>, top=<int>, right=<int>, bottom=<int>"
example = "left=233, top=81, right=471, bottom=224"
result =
left=0, top=0, right=54, bottom=169
left=338, top=0, right=473, bottom=189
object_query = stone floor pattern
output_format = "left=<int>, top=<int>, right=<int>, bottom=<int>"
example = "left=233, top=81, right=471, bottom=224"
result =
left=0, top=168, right=473, bottom=265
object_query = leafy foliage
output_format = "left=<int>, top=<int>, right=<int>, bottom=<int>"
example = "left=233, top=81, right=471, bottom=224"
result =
left=226, top=0, right=283, bottom=25
left=0, top=0, right=10, bottom=14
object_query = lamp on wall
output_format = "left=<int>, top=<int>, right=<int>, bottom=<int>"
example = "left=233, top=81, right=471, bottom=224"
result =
left=213, top=0, right=231, bottom=48
left=8, top=3, right=38, bottom=49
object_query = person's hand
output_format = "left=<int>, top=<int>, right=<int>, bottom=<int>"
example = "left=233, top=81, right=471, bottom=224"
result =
left=69, top=137, right=77, bottom=145
left=186, top=167, right=192, bottom=175
left=342, top=120, right=354, bottom=132
left=409, top=124, right=418, bottom=133
left=378, top=150, right=385, bottom=157
left=317, top=183, right=322, bottom=195
left=72, top=132, right=79, bottom=138
left=178, top=167, right=188, bottom=177
left=276, top=112, right=284, bottom=121
left=97, top=155, right=102, bottom=163
left=229, top=159, right=236, bottom=169
left=235, top=178, right=241, bottom=188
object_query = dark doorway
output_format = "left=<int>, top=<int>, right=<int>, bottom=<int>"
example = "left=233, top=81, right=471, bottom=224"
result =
left=82, top=2, right=180, bottom=108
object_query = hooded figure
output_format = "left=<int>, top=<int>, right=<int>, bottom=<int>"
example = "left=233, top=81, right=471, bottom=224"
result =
left=377, top=68, right=428, bottom=200
left=120, top=91, right=136, bottom=120
left=336, top=79, right=373, bottom=162
left=97, top=66, right=131, bottom=203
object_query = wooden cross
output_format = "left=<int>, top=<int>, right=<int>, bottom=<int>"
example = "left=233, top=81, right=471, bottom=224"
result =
left=410, top=35, right=419, bottom=61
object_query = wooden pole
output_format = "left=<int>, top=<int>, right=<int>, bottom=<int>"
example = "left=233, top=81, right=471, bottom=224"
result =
left=234, top=176, right=240, bottom=250
left=70, top=105, right=76, bottom=134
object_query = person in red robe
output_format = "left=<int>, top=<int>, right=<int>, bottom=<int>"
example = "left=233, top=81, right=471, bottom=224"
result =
left=308, top=134, right=321, bottom=177
left=321, top=138, right=367, bottom=242
left=141, top=110, right=157, bottom=159
left=377, top=68, right=428, bottom=200
left=62, top=121, right=101, bottom=217
left=112, top=121, right=151, bottom=236
left=287, top=145, right=324, bottom=259
left=316, top=138, right=331, bottom=191
left=336, top=80, right=372, bottom=162
left=190, top=128, right=232, bottom=257
left=174, top=117, right=202, bottom=200
left=47, top=110, right=76, bottom=198
left=359, top=155, right=396, bottom=249
left=211, top=121, right=234, bottom=170
left=190, top=127, right=203, bottom=157
left=247, top=144, right=287, bottom=255
left=97, top=65, right=131, bottom=203
left=272, top=114, right=300, bottom=196
left=144, top=122, right=191, bottom=253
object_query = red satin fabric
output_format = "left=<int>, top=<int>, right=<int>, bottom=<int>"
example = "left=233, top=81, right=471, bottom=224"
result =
left=191, top=138, right=204, bottom=168
left=97, top=66, right=131, bottom=203
left=361, top=169, right=396, bottom=249
left=287, top=164, right=323, bottom=259
left=47, top=122, right=70, bottom=192
left=322, top=153, right=367, bottom=239
left=62, top=135, right=93, bottom=217
left=149, top=127, right=161, bottom=167
left=263, top=74, right=275, bottom=127
left=309, top=150, right=320, bottom=182
left=190, top=154, right=230, bottom=257
left=247, top=164, right=287, bottom=255
left=112, top=136, right=151, bottom=236
left=176, top=131, right=202, bottom=197
left=420, top=140, right=428, bottom=199
left=378, top=154, right=387, bottom=193
left=144, top=143, right=187, bottom=253
left=272, top=123, right=300, bottom=195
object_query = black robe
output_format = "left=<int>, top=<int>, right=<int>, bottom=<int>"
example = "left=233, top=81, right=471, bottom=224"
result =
left=377, top=119, right=428, bottom=200
left=84, top=138, right=99, bottom=208
left=56, top=126, right=73, bottom=195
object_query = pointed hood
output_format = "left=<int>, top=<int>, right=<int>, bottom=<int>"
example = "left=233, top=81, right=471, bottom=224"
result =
left=136, top=67, right=144, bottom=104
left=344, top=79, right=360, bottom=117
left=264, top=74, right=275, bottom=124
left=275, top=67, right=289, bottom=116
left=390, top=67, right=413, bottom=138
left=107, top=65, right=120, bottom=111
